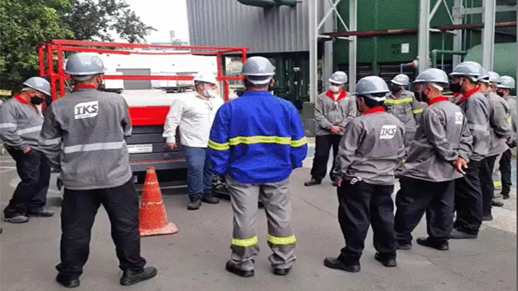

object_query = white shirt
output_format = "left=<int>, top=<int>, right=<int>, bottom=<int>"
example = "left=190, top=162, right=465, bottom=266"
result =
left=163, top=93, right=224, bottom=147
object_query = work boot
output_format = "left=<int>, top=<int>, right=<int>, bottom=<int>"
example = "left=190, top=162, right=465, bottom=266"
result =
left=416, top=237, right=449, bottom=251
left=397, top=242, right=412, bottom=251
left=56, top=274, right=80, bottom=288
left=374, top=253, right=397, bottom=267
left=323, top=257, right=360, bottom=273
left=27, top=209, right=55, bottom=217
left=482, top=215, right=493, bottom=221
left=120, top=267, right=158, bottom=286
left=273, top=268, right=291, bottom=276
left=304, top=178, right=321, bottom=187
left=502, top=193, right=510, bottom=200
left=201, top=194, right=220, bottom=204
left=492, top=200, right=504, bottom=207
left=450, top=229, right=477, bottom=240
left=4, top=214, right=29, bottom=224
left=225, top=261, right=254, bottom=278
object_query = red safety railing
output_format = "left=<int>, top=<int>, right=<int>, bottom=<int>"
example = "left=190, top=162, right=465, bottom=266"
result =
left=38, top=39, right=248, bottom=102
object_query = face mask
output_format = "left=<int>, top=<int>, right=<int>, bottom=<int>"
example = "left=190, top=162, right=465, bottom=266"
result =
left=389, top=84, right=401, bottom=94
left=497, top=91, right=505, bottom=97
left=329, top=85, right=341, bottom=93
left=449, top=83, right=462, bottom=93
left=30, top=97, right=44, bottom=105
left=413, top=89, right=428, bottom=103
left=203, top=89, right=217, bottom=98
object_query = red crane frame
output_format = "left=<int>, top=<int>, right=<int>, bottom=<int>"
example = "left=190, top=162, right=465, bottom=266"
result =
left=38, top=39, right=248, bottom=125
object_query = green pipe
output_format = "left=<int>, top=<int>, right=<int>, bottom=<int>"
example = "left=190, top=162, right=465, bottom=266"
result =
left=430, top=50, right=468, bottom=69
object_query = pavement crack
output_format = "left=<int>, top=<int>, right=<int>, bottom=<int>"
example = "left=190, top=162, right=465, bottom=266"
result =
left=291, top=193, right=336, bottom=217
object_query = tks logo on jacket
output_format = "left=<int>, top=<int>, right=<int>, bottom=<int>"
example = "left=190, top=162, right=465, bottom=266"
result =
left=74, top=101, right=99, bottom=119
left=380, top=125, right=397, bottom=140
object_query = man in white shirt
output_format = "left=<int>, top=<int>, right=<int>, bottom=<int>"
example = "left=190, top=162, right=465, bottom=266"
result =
left=163, top=73, right=224, bottom=210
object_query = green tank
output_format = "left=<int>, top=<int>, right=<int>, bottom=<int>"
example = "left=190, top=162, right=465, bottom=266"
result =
left=464, top=42, right=517, bottom=82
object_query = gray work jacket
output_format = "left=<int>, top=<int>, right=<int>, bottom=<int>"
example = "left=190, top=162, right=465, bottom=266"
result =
left=314, top=90, right=356, bottom=136
left=456, top=90, right=490, bottom=161
left=484, top=90, right=513, bottom=156
left=0, top=95, right=43, bottom=151
left=384, top=90, right=423, bottom=133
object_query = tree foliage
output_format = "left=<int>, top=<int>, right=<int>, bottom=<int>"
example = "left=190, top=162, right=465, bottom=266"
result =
left=0, top=0, right=154, bottom=91
left=65, top=0, right=155, bottom=43
left=0, top=0, right=73, bottom=89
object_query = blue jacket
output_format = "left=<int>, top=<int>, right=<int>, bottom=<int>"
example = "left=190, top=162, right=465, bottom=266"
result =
left=208, top=91, right=308, bottom=184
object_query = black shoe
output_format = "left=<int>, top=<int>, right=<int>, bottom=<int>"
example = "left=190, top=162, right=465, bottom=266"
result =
left=482, top=215, right=493, bottom=221
left=201, top=195, right=220, bottom=204
left=120, top=267, right=158, bottom=286
left=450, top=229, right=477, bottom=240
left=56, top=274, right=80, bottom=288
left=492, top=200, right=504, bottom=207
left=225, top=261, right=254, bottom=278
left=323, top=257, right=360, bottom=273
left=304, top=178, right=321, bottom=187
left=374, top=253, right=397, bottom=267
left=187, top=200, right=202, bottom=210
left=4, top=214, right=29, bottom=224
left=502, top=194, right=510, bottom=200
left=416, top=237, right=449, bottom=251
left=273, top=268, right=291, bottom=276
left=27, top=209, right=55, bottom=217
left=397, top=242, right=412, bottom=251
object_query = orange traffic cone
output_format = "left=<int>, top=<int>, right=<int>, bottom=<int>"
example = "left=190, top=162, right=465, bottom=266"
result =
left=139, top=167, right=178, bottom=236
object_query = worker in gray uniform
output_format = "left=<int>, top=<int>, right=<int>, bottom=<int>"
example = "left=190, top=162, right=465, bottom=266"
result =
left=449, top=61, right=490, bottom=240
left=323, top=76, right=405, bottom=273
left=208, top=57, right=307, bottom=277
left=305, top=71, right=356, bottom=187
left=477, top=69, right=512, bottom=220
left=395, top=68, right=473, bottom=251
left=494, top=76, right=517, bottom=200
left=0, top=77, right=54, bottom=224
left=39, top=53, right=156, bottom=288
left=385, top=74, right=423, bottom=151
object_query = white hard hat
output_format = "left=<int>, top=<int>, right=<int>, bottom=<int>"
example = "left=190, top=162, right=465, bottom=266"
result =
left=194, top=72, right=217, bottom=85
left=450, top=61, right=482, bottom=82
left=65, top=53, right=105, bottom=81
left=242, top=56, right=275, bottom=85
left=488, top=71, right=501, bottom=84
left=355, top=76, right=389, bottom=102
left=391, top=74, right=410, bottom=86
left=23, top=77, right=51, bottom=96
left=329, top=71, right=348, bottom=84
left=414, top=68, right=449, bottom=86
left=497, top=76, right=516, bottom=89
left=477, top=67, right=491, bottom=83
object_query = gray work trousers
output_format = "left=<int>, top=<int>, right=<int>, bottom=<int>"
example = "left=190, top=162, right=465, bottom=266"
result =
left=226, top=176, right=296, bottom=271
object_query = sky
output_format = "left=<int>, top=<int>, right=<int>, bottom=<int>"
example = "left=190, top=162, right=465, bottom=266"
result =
left=124, top=0, right=189, bottom=43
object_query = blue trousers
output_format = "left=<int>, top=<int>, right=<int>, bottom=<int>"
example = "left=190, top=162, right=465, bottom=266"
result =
left=183, top=146, right=213, bottom=201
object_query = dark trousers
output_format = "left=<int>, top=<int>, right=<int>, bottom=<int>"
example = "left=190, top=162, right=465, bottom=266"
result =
left=500, top=149, right=512, bottom=196
left=480, top=155, right=498, bottom=217
left=4, top=148, right=51, bottom=217
left=395, top=177, right=455, bottom=245
left=454, top=160, right=483, bottom=235
left=337, top=181, right=396, bottom=264
left=56, top=180, right=146, bottom=279
left=311, top=135, right=342, bottom=181
left=183, top=146, right=213, bottom=201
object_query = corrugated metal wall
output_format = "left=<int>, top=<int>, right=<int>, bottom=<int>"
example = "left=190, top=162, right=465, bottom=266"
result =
left=187, top=0, right=311, bottom=53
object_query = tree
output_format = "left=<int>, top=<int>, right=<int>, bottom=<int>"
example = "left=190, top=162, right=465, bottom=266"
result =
left=0, top=0, right=73, bottom=90
left=64, top=0, right=155, bottom=43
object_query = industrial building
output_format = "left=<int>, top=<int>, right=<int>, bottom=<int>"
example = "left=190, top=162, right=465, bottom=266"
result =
left=187, top=0, right=517, bottom=108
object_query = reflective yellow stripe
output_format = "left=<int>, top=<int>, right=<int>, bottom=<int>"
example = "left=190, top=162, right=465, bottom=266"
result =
left=290, top=137, right=307, bottom=147
left=229, top=136, right=291, bottom=146
left=507, top=116, right=512, bottom=123
left=267, top=235, right=296, bottom=245
left=412, top=108, right=423, bottom=114
left=208, top=140, right=230, bottom=151
left=232, top=236, right=258, bottom=247
left=494, top=181, right=502, bottom=187
left=384, top=97, right=413, bottom=105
